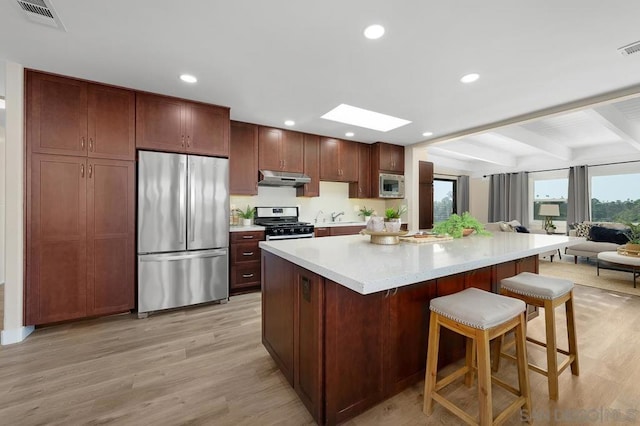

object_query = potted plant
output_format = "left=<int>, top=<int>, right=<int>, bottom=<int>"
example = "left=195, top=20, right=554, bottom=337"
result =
left=432, top=212, right=491, bottom=238
left=237, top=205, right=254, bottom=226
left=384, top=205, right=407, bottom=232
left=358, top=206, right=375, bottom=223
left=624, top=222, right=640, bottom=252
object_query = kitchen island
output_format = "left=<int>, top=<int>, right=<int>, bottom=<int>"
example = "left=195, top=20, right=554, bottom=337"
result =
left=259, top=233, right=582, bottom=425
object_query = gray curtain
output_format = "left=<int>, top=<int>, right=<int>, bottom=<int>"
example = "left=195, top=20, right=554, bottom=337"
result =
left=488, top=172, right=529, bottom=224
left=457, top=175, right=470, bottom=214
left=567, top=165, right=590, bottom=225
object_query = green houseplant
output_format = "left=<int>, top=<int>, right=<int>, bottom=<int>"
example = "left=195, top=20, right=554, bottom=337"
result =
left=237, top=205, right=254, bottom=226
left=384, top=205, right=407, bottom=232
left=624, top=222, right=640, bottom=251
left=432, top=212, right=491, bottom=238
left=358, top=206, right=375, bottom=221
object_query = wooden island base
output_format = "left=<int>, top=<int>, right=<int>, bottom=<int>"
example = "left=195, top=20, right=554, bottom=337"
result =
left=261, top=251, right=538, bottom=425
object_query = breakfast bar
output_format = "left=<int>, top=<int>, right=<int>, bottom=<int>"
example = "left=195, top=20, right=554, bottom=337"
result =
left=259, top=232, right=583, bottom=425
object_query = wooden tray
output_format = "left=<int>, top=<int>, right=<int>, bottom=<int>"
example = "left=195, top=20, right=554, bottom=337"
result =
left=399, top=234, right=454, bottom=244
left=618, top=245, right=640, bottom=257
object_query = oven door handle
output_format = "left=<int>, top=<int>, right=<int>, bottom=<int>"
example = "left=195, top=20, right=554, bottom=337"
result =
left=266, top=234, right=315, bottom=241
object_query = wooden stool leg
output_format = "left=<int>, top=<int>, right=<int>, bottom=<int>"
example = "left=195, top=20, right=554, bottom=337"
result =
left=465, top=337, right=476, bottom=387
left=514, top=313, right=532, bottom=423
left=423, top=311, right=441, bottom=415
left=544, top=300, right=559, bottom=400
left=491, top=335, right=503, bottom=372
left=565, top=291, right=580, bottom=376
left=476, top=329, right=493, bottom=425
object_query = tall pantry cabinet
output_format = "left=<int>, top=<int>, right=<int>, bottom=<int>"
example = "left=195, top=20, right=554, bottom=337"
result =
left=25, top=70, right=136, bottom=325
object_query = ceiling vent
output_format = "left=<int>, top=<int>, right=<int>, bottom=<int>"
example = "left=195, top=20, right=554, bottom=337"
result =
left=15, top=0, right=66, bottom=31
left=618, top=40, right=640, bottom=57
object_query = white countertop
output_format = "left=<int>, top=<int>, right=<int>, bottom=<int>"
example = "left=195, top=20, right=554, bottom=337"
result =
left=313, top=221, right=367, bottom=228
left=229, top=225, right=265, bottom=232
left=259, top=232, right=584, bottom=295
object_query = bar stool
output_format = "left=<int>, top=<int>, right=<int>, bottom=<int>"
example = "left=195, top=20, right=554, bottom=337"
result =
left=423, top=288, right=531, bottom=426
left=496, top=272, right=579, bottom=401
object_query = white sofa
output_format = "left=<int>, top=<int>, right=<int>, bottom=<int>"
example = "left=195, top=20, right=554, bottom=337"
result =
left=566, top=221, right=628, bottom=263
left=485, top=220, right=560, bottom=262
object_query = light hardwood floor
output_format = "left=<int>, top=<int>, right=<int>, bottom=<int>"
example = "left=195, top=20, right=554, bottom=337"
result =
left=0, top=284, right=639, bottom=425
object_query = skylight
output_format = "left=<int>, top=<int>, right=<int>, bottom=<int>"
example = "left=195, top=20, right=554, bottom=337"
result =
left=321, top=104, right=411, bottom=132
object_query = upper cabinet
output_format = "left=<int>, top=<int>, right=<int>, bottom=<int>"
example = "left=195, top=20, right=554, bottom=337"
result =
left=230, top=121, right=259, bottom=195
left=27, top=70, right=135, bottom=161
left=372, top=142, right=404, bottom=174
left=320, top=138, right=358, bottom=182
left=136, top=93, right=230, bottom=157
left=297, top=133, right=320, bottom=197
left=349, top=143, right=371, bottom=198
left=258, top=127, right=304, bottom=173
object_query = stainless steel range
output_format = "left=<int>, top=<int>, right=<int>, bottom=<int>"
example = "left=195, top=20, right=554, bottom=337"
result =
left=254, top=207, right=314, bottom=240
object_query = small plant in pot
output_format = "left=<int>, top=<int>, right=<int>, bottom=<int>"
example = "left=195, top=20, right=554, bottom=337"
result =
left=358, top=206, right=375, bottom=223
left=237, top=205, right=255, bottom=226
left=384, top=205, right=407, bottom=232
left=624, top=222, right=640, bottom=252
left=432, top=212, right=491, bottom=239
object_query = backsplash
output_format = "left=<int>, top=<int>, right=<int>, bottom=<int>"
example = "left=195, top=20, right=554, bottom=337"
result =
left=231, top=182, right=396, bottom=224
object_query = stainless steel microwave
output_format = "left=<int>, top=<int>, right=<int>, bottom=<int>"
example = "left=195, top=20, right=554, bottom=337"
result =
left=379, top=173, right=405, bottom=198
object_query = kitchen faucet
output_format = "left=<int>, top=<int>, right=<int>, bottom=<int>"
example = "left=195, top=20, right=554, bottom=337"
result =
left=330, top=211, right=344, bottom=222
left=315, top=210, right=324, bottom=223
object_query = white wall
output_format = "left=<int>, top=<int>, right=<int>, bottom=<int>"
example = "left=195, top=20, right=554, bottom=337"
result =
left=469, top=177, right=489, bottom=223
left=0, top=122, right=5, bottom=285
left=231, top=181, right=389, bottom=225
left=2, top=62, right=33, bottom=345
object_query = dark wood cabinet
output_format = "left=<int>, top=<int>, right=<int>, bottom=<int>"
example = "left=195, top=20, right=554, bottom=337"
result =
left=258, top=127, right=304, bottom=173
left=136, top=92, right=230, bottom=157
left=27, top=71, right=135, bottom=160
left=230, top=230, right=265, bottom=294
left=314, top=225, right=365, bottom=237
left=26, top=155, right=135, bottom=325
left=419, top=161, right=434, bottom=230
left=296, top=133, right=320, bottom=197
left=86, top=159, right=136, bottom=315
left=229, top=121, right=259, bottom=195
left=349, top=143, right=371, bottom=198
left=320, top=138, right=359, bottom=182
left=372, top=142, right=404, bottom=173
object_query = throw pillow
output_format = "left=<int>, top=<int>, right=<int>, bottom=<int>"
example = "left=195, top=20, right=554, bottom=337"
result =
left=589, top=225, right=629, bottom=245
left=498, top=222, right=514, bottom=232
left=513, top=225, right=530, bottom=233
left=574, top=222, right=592, bottom=239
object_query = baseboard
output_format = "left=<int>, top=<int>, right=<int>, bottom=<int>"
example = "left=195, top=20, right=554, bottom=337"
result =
left=1, top=325, right=35, bottom=345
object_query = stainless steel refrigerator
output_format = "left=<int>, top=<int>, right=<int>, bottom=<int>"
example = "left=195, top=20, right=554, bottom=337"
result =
left=137, top=150, right=229, bottom=315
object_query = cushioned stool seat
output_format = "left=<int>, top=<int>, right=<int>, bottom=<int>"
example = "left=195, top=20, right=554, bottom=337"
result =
left=424, top=288, right=532, bottom=425
left=496, top=272, right=579, bottom=401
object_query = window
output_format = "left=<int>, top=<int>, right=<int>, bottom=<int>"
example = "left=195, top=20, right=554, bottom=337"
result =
left=433, top=179, right=456, bottom=222
left=529, top=171, right=568, bottom=232
left=590, top=167, right=640, bottom=222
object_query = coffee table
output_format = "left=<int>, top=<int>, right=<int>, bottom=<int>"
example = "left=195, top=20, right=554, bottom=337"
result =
left=597, top=251, right=640, bottom=288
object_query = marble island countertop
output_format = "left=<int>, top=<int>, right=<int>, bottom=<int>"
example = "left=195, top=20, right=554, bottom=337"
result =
left=259, top=232, right=585, bottom=295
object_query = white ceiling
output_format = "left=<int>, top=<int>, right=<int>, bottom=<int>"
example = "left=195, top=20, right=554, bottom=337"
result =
left=2, top=1, right=640, bottom=174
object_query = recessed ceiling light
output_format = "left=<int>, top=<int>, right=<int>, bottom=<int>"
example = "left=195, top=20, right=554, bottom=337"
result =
left=284, top=120, right=295, bottom=126
left=460, top=73, right=479, bottom=84
left=345, top=132, right=355, bottom=137
left=364, top=24, right=385, bottom=40
left=0, top=99, right=5, bottom=109
left=422, top=131, right=433, bottom=137
left=321, top=104, right=411, bottom=132
left=179, top=74, right=197, bottom=83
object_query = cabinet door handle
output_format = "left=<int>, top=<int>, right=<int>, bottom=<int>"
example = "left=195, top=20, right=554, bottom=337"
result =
left=81, top=137, right=85, bottom=150
left=80, top=164, right=84, bottom=177
left=88, top=164, right=93, bottom=178
left=242, top=252, right=254, bottom=256
left=89, top=138, right=94, bottom=151
left=186, top=135, right=190, bottom=147
left=181, top=135, right=185, bottom=147
left=242, top=235, right=255, bottom=239
left=242, top=273, right=254, bottom=278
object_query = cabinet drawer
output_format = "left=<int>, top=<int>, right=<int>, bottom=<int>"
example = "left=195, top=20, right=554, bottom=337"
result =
left=230, top=231, right=265, bottom=243
left=231, top=242, right=260, bottom=263
left=231, top=263, right=261, bottom=288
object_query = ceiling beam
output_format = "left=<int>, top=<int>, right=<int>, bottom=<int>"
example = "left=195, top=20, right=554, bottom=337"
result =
left=428, top=142, right=516, bottom=166
left=585, top=105, right=640, bottom=152
left=492, top=127, right=572, bottom=161
left=423, top=152, right=474, bottom=172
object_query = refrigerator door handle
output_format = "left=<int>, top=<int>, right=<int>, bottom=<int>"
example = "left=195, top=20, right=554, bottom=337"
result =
left=140, top=249, right=227, bottom=262
left=189, top=157, right=196, bottom=243
left=179, top=158, right=186, bottom=244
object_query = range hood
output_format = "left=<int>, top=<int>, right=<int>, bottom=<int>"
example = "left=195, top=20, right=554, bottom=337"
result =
left=258, top=170, right=311, bottom=187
